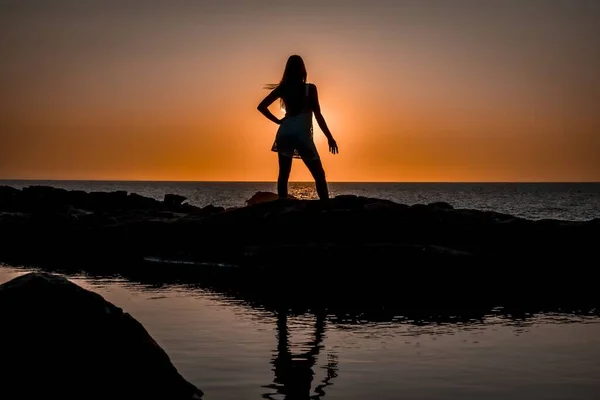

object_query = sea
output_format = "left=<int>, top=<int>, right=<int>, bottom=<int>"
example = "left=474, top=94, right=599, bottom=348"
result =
left=1, top=181, right=600, bottom=399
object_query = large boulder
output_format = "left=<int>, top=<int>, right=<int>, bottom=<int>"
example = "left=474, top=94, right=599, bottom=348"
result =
left=0, top=272, right=203, bottom=399
left=0, top=185, right=21, bottom=210
left=245, top=191, right=297, bottom=205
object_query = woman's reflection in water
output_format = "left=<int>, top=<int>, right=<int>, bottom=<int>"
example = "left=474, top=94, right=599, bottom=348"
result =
left=262, top=310, right=338, bottom=399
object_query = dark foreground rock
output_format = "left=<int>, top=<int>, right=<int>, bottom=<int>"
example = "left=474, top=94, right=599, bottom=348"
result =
left=245, top=191, right=297, bottom=205
left=0, top=185, right=599, bottom=308
left=0, top=272, right=203, bottom=399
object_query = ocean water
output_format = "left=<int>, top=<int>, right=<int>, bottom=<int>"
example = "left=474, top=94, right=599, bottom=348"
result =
left=0, top=265, right=599, bottom=400
left=2, top=180, right=599, bottom=221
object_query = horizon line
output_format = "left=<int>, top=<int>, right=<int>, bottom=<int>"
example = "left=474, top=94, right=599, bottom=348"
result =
left=1, top=178, right=599, bottom=184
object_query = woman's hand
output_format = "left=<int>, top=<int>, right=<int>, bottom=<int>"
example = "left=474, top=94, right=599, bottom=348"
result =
left=328, top=137, right=339, bottom=154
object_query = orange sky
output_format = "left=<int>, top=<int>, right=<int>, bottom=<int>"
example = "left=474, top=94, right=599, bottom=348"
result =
left=1, top=1, right=599, bottom=182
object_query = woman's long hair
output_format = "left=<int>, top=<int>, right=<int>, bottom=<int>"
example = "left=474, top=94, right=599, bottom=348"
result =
left=264, top=54, right=307, bottom=111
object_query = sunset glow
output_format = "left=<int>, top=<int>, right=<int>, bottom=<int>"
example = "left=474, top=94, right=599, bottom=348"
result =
left=1, top=1, right=599, bottom=182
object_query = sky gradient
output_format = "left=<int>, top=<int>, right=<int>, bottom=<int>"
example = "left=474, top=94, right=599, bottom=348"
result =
left=1, top=0, right=599, bottom=182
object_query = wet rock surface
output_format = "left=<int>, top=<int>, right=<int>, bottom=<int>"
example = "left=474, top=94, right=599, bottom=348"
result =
left=0, top=185, right=598, bottom=308
left=0, top=271, right=203, bottom=399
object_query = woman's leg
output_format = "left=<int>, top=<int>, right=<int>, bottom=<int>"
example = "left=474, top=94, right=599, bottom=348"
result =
left=278, top=153, right=293, bottom=199
left=303, top=158, right=329, bottom=200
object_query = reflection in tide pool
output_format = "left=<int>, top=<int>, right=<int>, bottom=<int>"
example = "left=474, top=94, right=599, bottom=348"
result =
left=262, top=312, right=338, bottom=400
left=1, top=265, right=599, bottom=400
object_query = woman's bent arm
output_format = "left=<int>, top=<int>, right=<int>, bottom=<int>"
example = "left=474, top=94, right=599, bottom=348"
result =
left=257, top=87, right=283, bottom=125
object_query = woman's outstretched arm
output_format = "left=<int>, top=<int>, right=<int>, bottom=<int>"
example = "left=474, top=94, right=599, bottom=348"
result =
left=311, top=84, right=338, bottom=154
left=257, top=87, right=284, bottom=125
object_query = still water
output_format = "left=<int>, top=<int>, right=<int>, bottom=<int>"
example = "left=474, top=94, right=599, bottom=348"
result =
left=1, top=265, right=599, bottom=400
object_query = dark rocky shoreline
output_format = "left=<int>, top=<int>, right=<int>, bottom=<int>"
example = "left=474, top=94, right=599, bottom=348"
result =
left=0, top=271, right=203, bottom=399
left=1, top=185, right=599, bottom=310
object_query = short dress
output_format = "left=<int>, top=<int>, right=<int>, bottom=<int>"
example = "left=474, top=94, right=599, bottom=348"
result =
left=271, top=84, right=320, bottom=160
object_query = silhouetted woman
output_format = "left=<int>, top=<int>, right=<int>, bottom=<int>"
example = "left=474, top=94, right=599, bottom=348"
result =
left=257, top=55, right=338, bottom=200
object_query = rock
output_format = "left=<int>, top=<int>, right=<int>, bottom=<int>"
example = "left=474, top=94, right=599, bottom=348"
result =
left=127, top=193, right=161, bottom=209
left=20, top=185, right=72, bottom=213
left=178, top=204, right=224, bottom=215
left=246, top=191, right=278, bottom=205
left=0, top=185, right=20, bottom=196
left=0, top=185, right=20, bottom=210
left=68, top=189, right=90, bottom=208
left=21, top=185, right=69, bottom=199
left=332, top=194, right=359, bottom=204
left=164, top=194, right=187, bottom=208
left=245, top=191, right=297, bottom=206
left=88, top=190, right=128, bottom=210
left=0, top=185, right=598, bottom=309
left=0, top=272, right=203, bottom=399
left=181, top=203, right=203, bottom=214
left=363, top=201, right=407, bottom=211
left=0, top=211, right=30, bottom=224
left=428, top=201, right=453, bottom=210
left=201, top=204, right=225, bottom=214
